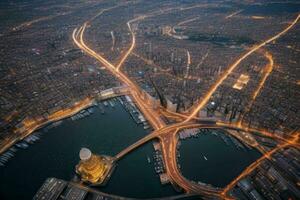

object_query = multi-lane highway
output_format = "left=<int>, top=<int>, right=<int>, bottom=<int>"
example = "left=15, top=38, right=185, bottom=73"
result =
left=72, top=5, right=300, bottom=198
left=184, top=14, right=300, bottom=122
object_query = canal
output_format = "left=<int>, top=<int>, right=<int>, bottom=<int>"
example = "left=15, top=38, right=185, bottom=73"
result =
left=178, top=130, right=262, bottom=188
left=0, top=98, right=177, bottom=200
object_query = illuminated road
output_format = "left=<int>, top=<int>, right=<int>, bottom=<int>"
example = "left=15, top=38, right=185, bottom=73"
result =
left=158, top=107, right=299, bottom=147
left=0, top=86, right=133, bottom=155
left=225, top=9, right=244, bottom=19
left=11, top=12, right=71, bottom=32
left=237, top=51, right=274, bottom=126
left=73, top=23, right=164, bottom=130
left=177, top=16, right=200, bottom=26
left=73, top=20, right=224, bottom=195
left=221, top=142, right=292, bottom=199
left=184, top=14, right=300, bottom=122
left=71, top=4, right=300, bottom=198
left=116, top=16, right=145, bottom=71
left=159, top=128, right=222, bottom=197
left=0, top=97, right=93, bottom=155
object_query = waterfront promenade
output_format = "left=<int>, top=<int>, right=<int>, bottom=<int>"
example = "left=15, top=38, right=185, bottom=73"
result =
left=0, top=86, right=130, bottom=155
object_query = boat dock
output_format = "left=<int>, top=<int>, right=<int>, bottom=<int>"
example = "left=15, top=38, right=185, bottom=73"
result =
left=117, top=96, right=151, bottom=130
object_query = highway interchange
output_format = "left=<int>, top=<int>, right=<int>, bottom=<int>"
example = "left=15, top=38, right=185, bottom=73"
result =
left=72, top=3, right=300, bottom=199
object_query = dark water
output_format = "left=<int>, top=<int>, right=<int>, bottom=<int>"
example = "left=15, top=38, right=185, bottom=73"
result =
left=0, top=100, right=177, bottom=200
left=100, top=141, right=177, bottom=198
left=178, top=130, right=261, bottom=188
left=0, top=101, right=262, bottom=199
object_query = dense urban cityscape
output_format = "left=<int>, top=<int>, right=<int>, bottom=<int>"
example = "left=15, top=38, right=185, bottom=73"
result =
left=0, top=0, right=299, bottom=200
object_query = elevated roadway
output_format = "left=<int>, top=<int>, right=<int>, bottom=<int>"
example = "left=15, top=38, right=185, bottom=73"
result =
left=72, top=4, right=300, bottom=199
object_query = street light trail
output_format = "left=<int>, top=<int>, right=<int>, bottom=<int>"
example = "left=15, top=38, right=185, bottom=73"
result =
left=237, top=51, right=274, bottom=126
left=184, top=14, right=300, bottom=123
left=160, top=106, right=298, bottom=147
left=225, top=9, right=244, bottom=19
left=71, top=4, right=300, bottom=199
left=221, top=143, right=290, bottom=198
left=115, top=17, right=143, bottom=71
left=177, top=16, right=200, bottom=26
left=251, top=52, right=274, bottom=100
left=73, top=23, right=165, bottom=130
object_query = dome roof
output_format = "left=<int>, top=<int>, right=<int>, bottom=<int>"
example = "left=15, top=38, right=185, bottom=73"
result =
left=79, top=148, right=92, bottom=161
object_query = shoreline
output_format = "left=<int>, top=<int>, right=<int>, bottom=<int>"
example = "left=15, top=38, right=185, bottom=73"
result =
left=0, top=94, right=150, bottom=156
left=0, top=92, right=152, bottom=156
left=0, top=98, right=95, bottom=155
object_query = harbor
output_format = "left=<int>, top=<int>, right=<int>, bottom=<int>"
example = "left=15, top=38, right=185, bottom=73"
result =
left=0, top=98, right=177, bottom=199
left=0, top=96, right=151, bottom=168
left=178, top=128, right=253, bottom=151
left=69, top=97, right=151, bottom=130
left=0, top=132, right=43, bottom=167
left=177, top=130, right=261, bottom=188
left=117, top=96, right=151, bottom=130
left=0, top=97, right=262, bottom=198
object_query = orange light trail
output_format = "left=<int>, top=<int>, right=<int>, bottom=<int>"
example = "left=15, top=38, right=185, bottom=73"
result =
left=70, top=6, right=300, bottom=199
left=237, top=51, right=274, bottom=126
left=73, top=23, right=165, bottom=130
left=221, top=143, right=289, bottom=198
left=184, top=14, right=300, bottom=123
left=177, top=16, right=200, bottom=26
left=115, top=18, right=139, bottom=71
left=252, top=52, right=274, bottom=100
left=225, top=9, right=244, bottom=19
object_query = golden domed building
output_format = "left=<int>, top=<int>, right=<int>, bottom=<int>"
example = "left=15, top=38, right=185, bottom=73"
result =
left=76, top=148, right=109, bottom=185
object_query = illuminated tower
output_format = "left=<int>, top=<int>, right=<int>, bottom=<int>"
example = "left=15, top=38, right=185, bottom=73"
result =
left=75, top=148, right=107, bottom=184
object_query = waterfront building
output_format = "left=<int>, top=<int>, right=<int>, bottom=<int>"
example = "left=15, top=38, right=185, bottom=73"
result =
left=75, top=148, right=108, bottom=185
